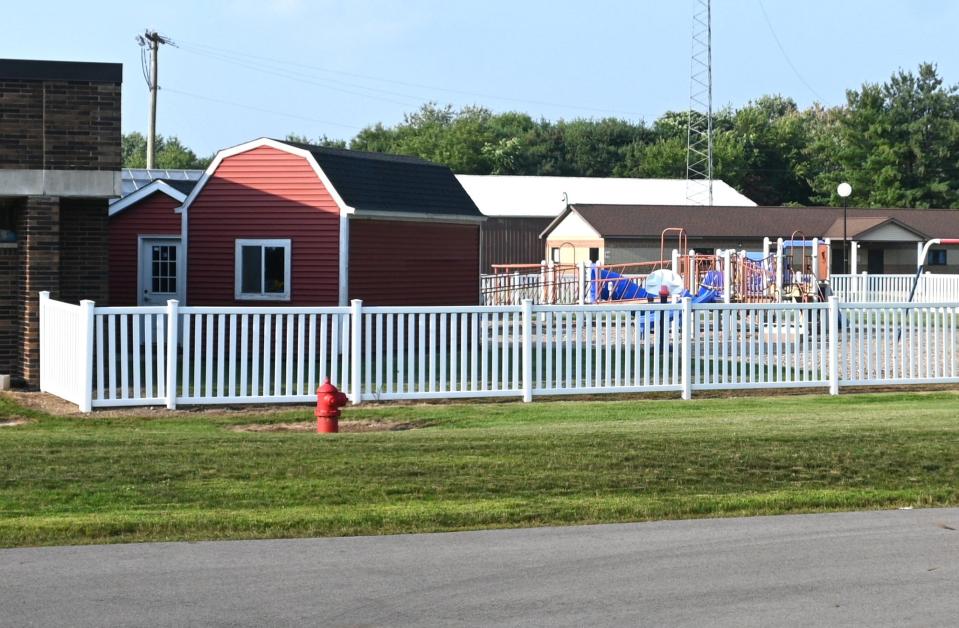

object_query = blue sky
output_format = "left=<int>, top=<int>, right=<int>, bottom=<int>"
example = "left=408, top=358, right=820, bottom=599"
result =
left=5, top=1, right=959, bottom=156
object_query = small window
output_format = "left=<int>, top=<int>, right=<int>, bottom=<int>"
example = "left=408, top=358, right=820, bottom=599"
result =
left=928, top=249, right=948, bottom=266
left=235, top=239, right=291, bottom=300
left=588, top=247, right=600, bottom=263
left=551, top=247, right=561, bottom=263
left=0, top=203, right=16, bottom=243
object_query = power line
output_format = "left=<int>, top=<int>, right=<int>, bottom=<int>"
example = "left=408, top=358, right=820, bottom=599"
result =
left=161, top=87, right=362, bottom=130
left=174, top=38, right=646, bottom=118
left=175, top=45, right=421, bottom=108
left=756, top=0, right=823, bottom=102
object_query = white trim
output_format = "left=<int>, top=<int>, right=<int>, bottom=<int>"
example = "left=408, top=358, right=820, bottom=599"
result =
left=181, top=199, right=189, bottom=305
left=108, top=180, right=188, bottom=217
left=234, top=238, right=292, bottom=301
left=339, top=215, right=349, bottom=306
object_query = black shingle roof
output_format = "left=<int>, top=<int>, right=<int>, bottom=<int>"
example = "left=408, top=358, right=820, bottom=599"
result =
left=158, top=178, right=199, bottom=195
left=279, top=141, right=482, bottom=219
left=550, top=204, right=959, bottom=240
left=0, top=58, right=122, bottom=83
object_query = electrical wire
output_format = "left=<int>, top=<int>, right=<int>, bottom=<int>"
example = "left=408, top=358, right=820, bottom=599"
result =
left=756, top=0, right=823, bottom=101
left=161, top=87, right=362, bottom=130
left=174, top=38, right=645, bottom=117
left=175, top=45, right=421, bottom=107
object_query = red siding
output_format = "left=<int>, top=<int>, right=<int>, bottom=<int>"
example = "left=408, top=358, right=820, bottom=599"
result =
left=187, top=146, right=340, bottom=305
left=108, top=193, right=182, bottom=306
left=350, top=220, right=480, bottom=305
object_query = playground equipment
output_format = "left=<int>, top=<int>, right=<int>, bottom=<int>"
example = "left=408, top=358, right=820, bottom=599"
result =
left=482, top=228, right=847, bottom=306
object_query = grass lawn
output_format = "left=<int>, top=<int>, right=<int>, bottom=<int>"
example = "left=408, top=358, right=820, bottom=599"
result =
left=2, top=391, right=959, bottom=547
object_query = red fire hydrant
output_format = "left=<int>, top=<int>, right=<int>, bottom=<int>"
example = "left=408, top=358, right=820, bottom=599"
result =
left=316, top=378, right=348, bottom=433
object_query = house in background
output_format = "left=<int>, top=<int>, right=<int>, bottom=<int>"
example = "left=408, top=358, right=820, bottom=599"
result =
left=110, top=138, right=485, bottom=308
left=541, top=203, right=959, bottom=273
left=0, top=58, right=122, bottom=387
left=456, top=175, right=756, bottom=271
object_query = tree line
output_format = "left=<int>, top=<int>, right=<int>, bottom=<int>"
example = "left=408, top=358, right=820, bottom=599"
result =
left=123, top=63, right=959, bottom=208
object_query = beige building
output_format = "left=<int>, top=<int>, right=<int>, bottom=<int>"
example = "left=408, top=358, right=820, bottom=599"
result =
left=542, top=204, right=959, bottom=274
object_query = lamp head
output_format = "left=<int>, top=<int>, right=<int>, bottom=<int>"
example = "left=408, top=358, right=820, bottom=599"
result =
left=837, top=182, right=852, bottom=198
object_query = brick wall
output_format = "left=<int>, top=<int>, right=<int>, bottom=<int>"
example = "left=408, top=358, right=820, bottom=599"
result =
left=60, top=198, right=109, bottom=305
left=0, top=79, right=121, bottom=170
left=0, top=241, right=18, bottom=376
left=18, top=196, right=60, bottom=385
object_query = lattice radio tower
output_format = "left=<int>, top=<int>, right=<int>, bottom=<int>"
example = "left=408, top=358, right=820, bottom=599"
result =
left=686, top=0, right=713, bottom=206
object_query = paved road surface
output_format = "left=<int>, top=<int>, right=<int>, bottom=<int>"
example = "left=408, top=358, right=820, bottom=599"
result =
left=2, top=508, right=958, bottom=627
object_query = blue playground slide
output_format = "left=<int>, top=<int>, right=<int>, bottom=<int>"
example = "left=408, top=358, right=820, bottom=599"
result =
left=591, top=266, right=722, bottom=306
left=591, top=267, right=650, bottom=302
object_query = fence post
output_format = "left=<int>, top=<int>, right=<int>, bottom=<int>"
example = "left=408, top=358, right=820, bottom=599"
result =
left=78, top=299, right=95, bottom=413
left=681, top=297, right=692, bottom=400
left=39, top=291, right=49, bottom=393
left=828, top=296, right=840, bottom=396
left=350, top=299, right=363, bottom=404
left=165, top=299, right=179, bottom=410
left=521, top=299, right=533, bottom=402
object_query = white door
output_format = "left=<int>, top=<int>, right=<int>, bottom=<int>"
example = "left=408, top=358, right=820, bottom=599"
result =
left=139, top=237, right=184, bottom=306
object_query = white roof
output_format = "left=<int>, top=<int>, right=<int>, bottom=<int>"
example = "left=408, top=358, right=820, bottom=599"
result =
left=455, top=175, right=757, bottom=217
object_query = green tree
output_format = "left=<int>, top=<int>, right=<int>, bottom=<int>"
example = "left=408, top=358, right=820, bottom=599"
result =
left=122, top=132, right=211, bottom=169
left=808, top=63, right=959, bottom=208
left=284, top=133, right=347, bottom=149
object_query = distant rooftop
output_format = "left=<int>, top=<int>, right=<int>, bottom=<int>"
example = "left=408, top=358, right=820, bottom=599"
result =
left=455, top=175, right=757, bottom=218
left=121, top=168, right=205, bottom=197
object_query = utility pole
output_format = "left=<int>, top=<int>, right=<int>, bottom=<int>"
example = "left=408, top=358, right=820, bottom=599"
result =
left=136, top=30, right=173, bottom=169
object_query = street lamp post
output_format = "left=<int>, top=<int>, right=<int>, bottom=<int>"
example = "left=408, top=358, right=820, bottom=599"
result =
left=837, top=182, right=852, bottom=273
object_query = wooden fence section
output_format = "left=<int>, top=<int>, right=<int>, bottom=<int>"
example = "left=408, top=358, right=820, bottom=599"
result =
left=38, top=295, right=959, bottom=412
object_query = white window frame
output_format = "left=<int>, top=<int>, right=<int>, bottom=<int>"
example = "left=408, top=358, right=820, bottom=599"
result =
left=234, top=238, right=292, bottom=301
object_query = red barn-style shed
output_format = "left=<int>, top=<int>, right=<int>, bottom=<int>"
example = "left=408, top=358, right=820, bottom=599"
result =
left=177, top=138, right=484, bottom=306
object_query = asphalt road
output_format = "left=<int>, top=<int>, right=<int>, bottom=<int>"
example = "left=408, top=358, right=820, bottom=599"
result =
left=2, top=508, right=958, bottom=627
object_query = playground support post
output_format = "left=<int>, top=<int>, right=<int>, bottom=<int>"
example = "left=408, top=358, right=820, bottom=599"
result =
left=577, top=261, right=586, bottom=305
left=722, top=249, right=732, bottom=303
left=775, top=238, right=784, bottom=296
left=671, top=249, right=679, bottom=273
left=539, top=261, right=547, bottom=305
left=688, top=250, right=697, bottom=293
left=762, top=237, right=771, bottom=260
left=811, top=238, right=820, bottom=280
left=850, top=241, right=859, bottom=274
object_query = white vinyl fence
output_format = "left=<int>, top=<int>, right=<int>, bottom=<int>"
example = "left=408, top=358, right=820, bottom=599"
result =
left=831, top=273, right=959, bottom=303
left=38, top=292, right=959, bottom=412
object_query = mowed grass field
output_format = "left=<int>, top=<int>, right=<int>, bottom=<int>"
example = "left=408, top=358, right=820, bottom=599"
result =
left=2, top=391, right=959, bottom=547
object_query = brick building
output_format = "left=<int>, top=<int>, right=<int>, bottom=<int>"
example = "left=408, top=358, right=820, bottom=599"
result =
left=0, top=59, right=122, bottom=386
